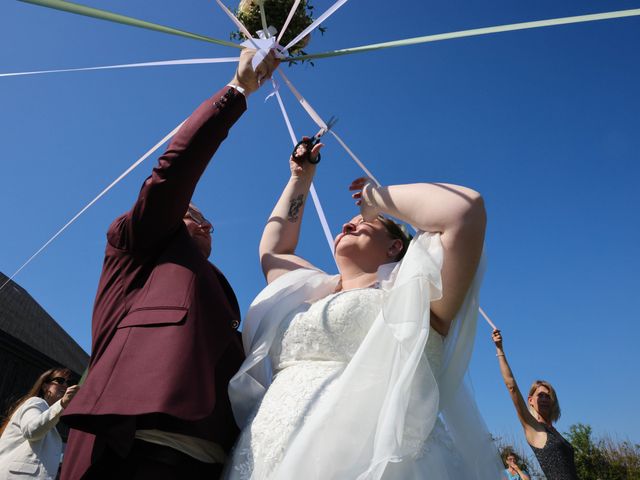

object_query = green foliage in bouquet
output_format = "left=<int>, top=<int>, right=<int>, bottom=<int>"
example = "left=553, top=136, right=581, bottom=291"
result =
left=230, top=0, right=326, bottom=61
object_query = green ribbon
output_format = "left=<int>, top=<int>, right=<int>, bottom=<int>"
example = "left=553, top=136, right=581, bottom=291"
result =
left=18, top=0, right=242, bottom=49
left=292, top=8, right=640, bottom=62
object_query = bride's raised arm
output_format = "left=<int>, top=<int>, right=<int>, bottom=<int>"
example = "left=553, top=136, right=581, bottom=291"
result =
left=352, top=178, right=486, bottom=331
left=259, top=141, right=324, bottom=284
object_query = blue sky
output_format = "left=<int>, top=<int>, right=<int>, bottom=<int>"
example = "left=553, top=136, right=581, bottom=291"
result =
left=2, top=0, right=639, bottom=454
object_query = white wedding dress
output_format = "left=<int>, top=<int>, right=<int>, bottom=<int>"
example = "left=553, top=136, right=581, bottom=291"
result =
left=225, top=232, right=502, bottom=479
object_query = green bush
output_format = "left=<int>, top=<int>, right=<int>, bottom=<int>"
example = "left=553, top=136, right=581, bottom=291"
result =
left=567, top=423, right=640, bottom=480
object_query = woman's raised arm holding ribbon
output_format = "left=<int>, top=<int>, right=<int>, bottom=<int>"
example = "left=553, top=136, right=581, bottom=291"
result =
left=259, top=139, right=324, bottom=283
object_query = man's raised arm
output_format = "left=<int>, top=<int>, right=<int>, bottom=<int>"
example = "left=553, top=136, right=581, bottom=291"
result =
left=113, top=48, right=279, bottom=251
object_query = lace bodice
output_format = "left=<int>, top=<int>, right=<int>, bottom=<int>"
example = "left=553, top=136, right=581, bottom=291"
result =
left=272, top=287, right=444, bottom=372
left=271, top=288, right=385, bottom=369
left=227, top=287, right=447, bottom=479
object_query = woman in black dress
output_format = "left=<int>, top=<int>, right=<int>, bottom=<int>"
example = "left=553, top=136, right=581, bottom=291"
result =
left=492, top=329, right=578, bottom=480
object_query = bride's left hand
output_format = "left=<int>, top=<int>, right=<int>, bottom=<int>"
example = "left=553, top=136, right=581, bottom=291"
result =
left=290, top=140, right=322, bottom=180
left=349, top=177, right=380, bottom=221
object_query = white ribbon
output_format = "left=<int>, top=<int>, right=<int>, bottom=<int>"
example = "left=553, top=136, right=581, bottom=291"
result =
left=271, top=78, right=337, bottom=261
left=0, top=119, right=186, bottom=292
left=282, top=0, right=351, bottom=51
left=263, top=76, right=280, bottom=102
left=277, top=69, right=383, bottom=188
left=329, top=130, right=381, bottom=187
left=277, top=68, right=327, bottom=129
left=257, top=0, right=269, bottom=35
left=0, top=57, right=239, bottom=78
left=277, top=0, right=302, bottom=44
left=271, top=81, right=293, bottom=138
left=215, top=0, right=255, bottom=42
left=242, top=27, right=289, bottom=71
left=478, top=306, right=498, bottom=329
left=214, top=0, right=288, bottom=72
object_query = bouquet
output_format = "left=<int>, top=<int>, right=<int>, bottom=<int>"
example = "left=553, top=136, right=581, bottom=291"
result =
left=231, top=0, right=326, bottom=60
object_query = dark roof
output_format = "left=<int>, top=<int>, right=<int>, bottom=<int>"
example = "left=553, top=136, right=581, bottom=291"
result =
left=0, top=272, right=89, bottom=374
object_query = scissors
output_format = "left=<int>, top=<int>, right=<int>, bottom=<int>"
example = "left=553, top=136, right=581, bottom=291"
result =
left=291, top=116, right=338, bottom=164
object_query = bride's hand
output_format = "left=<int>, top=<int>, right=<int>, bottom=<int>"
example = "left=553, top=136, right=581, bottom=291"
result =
left=349, top=177, right=380, bottom=221
left=290, top=139, right=322, bottom=180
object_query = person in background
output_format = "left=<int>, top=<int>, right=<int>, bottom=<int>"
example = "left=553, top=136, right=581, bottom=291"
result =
left=492, top=329, right=578, bottom=480
left=0, top=367, right=79, bottom=479
left=502, top=450, right=530, bottom=480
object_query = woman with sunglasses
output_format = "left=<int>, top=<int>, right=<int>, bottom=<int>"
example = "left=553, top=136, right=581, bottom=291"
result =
left=224, top=143, right=502, bottom=478
left=0, top=368, right=79, bottom=479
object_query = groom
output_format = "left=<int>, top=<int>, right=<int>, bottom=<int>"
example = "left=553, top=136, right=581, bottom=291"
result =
left=60, top=48, right=279, bottom=479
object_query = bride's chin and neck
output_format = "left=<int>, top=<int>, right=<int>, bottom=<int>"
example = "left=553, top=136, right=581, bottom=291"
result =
left=333, top=242, right=395, bottom=292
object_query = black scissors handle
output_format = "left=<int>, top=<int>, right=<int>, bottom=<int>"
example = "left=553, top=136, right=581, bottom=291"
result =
left=292, top=137, right=321, bottom=164
left=291, top=117, right=337, bottom=164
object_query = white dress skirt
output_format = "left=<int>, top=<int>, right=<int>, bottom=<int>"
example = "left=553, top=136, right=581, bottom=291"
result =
left=225, top=231, right=502, bottom=479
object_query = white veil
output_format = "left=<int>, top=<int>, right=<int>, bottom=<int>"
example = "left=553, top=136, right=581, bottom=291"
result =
left=228, top=231, right=502, bottom=479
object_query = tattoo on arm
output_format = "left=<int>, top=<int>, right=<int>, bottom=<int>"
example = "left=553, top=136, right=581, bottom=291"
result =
left=287, top=194, right=304, bottom=223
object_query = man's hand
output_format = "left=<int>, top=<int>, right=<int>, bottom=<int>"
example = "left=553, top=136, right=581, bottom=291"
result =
left=230, top=48, right=280, bottom=96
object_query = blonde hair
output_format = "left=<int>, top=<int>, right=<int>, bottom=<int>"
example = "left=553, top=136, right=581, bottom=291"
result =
left=528, top=379, right=561, bottom=423
left=378, top=215, right=413, bottom=262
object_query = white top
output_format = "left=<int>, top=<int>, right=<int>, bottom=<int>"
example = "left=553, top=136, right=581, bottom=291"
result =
left=134, top=429, right=226, bottom=463
left=0, top=397, right=64, bottom=480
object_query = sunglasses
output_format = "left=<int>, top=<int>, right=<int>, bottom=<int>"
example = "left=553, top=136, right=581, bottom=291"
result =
left=186, top=208, right=213, bottom=233
left=48, top=377, right=70, bottom=386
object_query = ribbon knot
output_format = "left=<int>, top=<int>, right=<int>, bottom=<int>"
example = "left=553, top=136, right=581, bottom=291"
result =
left=241, top=26, right=289, bottom=71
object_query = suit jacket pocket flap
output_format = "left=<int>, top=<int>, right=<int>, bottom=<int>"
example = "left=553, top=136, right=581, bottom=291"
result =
left=9, top=461, right=40, bottom=474
left=118, top=307, right=187, bottom=328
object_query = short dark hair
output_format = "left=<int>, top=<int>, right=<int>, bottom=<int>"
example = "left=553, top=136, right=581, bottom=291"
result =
left=503, top=450, right=520, bottom=462
left=378, top=215, right=413, bottom=262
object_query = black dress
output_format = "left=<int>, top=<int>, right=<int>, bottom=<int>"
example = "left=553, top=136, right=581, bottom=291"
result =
left=529, top=425, right=578, bottom=480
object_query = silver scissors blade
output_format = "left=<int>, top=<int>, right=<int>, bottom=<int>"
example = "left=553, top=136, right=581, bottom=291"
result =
left=313, top=115, right=338, bottom=141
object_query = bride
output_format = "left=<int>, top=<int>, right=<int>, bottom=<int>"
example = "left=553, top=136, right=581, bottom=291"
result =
left=224, top=141, right=502, bottom=479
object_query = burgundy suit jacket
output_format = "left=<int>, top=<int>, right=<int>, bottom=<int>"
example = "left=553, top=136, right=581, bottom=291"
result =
left=61, top=86, right=247, bottom=479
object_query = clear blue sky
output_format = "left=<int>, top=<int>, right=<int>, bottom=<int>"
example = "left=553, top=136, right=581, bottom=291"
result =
left=2, top=0, right=639, bottom=454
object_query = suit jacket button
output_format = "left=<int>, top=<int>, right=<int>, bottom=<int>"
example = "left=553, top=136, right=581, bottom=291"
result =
left=231, top=319, right=240, bottom=329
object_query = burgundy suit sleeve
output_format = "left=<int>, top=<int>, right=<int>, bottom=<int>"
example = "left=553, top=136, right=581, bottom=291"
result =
left=111, top=86, right=247, bottom=252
